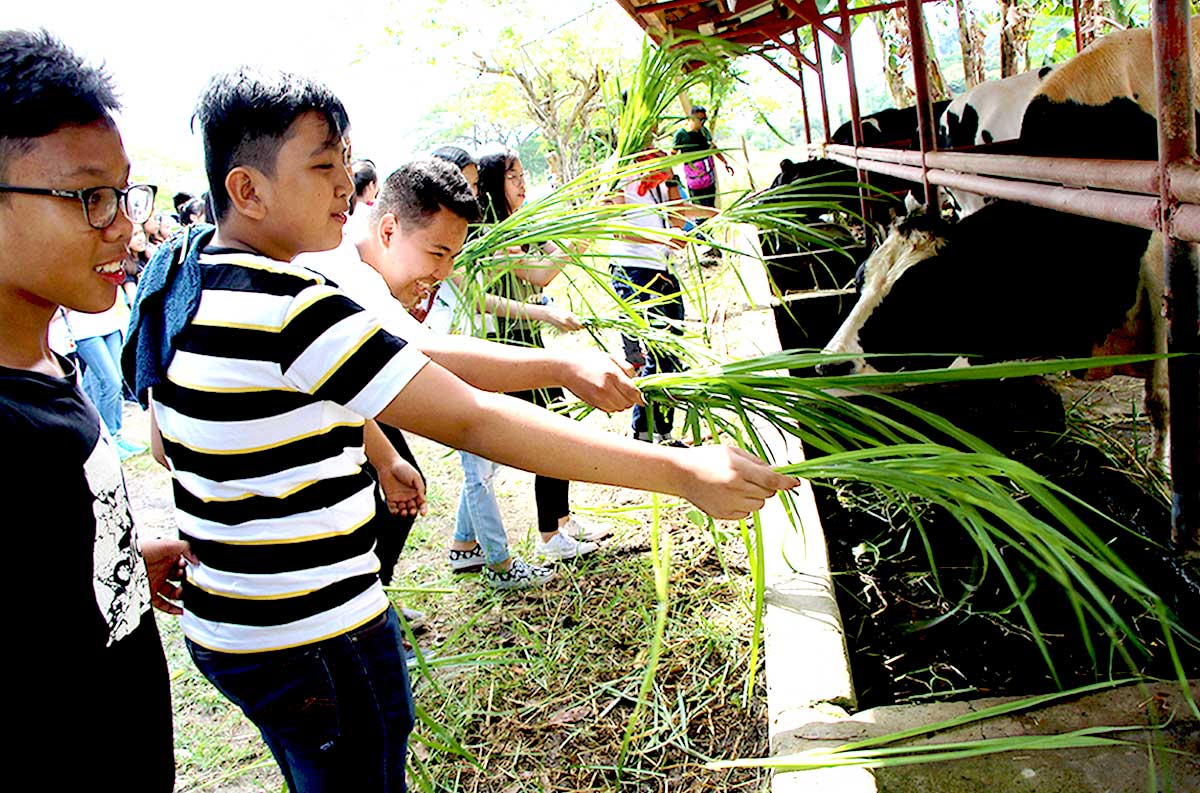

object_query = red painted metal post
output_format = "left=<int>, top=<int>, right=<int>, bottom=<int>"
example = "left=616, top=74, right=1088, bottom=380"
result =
left=835, top=0, right=873, bottom=231
left=836, top=0, right=864, bottom=149
left=1153, top=0, right=1199, bottom=550
left=797, top=36, right=814, bottom=146
left=1072, top=0, right=1084, bottom=53
left=811, top=24, right=833, bottom=143
left=904, top=0, right=937, bottom=209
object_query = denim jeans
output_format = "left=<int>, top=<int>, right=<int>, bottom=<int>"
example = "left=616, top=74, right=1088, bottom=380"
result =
left=75, top=330, right=124, bottom=437
left=611, top=264, right=683, bottom=436
left=455, top=451, right=511, bottom=565
left=188, top=607, right=415, bottom=793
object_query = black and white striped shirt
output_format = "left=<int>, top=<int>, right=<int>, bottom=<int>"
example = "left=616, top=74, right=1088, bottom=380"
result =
left=153, top=248, right=428, bottom=653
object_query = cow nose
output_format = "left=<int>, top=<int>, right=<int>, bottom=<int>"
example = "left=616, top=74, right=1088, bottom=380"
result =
left=815, top=358, right=857, bottom=377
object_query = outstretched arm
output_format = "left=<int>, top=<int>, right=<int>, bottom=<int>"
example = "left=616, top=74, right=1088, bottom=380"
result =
left=416, top=332, right=642, bottom=413
left=377, top=361, right=797, bottom=520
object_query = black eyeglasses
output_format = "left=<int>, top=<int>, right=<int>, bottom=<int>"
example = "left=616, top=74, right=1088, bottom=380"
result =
left=0, top=183, right=158, bottom=229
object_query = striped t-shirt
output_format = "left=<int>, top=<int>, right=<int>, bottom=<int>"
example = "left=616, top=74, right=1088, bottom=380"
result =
left=152, top=247, right=429, bottom=653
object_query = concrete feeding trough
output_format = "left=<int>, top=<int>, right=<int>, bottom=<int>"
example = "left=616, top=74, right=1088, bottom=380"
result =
left=732, top=236, right=1200, bottom=793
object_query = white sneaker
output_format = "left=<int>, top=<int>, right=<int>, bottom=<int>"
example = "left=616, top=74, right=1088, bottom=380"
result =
left=537, top=529, right=599, bottom=560
left=559, top=517, right=610, bottom=542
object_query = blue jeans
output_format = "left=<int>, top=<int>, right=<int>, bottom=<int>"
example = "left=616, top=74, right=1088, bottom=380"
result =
left=455, top=451, right=511, bottom=565
left=188, top=607, right=415, bottom=793
left=611, top=264, right=683, bottom=436
left=76, top=330, right=124, bottom=437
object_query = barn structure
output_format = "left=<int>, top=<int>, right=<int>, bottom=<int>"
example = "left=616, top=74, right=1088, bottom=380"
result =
left=615, top=0, right=1199, bottom=552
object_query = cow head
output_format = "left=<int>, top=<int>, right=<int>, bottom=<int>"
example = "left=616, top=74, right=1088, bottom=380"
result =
left=816, top=204, right=957, bottom=376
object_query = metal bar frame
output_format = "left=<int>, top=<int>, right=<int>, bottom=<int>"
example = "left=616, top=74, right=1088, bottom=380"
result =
left=904, top=0, right=937, bottom=208
left=1152, top=0, right=1199, bottom=550
left=645, top=0, right=1199, bottom=545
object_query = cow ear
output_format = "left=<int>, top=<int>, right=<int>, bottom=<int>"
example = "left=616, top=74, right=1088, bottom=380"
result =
left=903, top=192, right=926, bottom=216
left=1038, top=65, right=1053, bottom=80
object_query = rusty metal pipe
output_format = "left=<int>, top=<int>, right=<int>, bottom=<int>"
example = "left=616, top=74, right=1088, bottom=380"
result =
left=905, top=0, right=938, bottom=208
left=924, top=170, right=1166, bottom=233
left=812, top=24, right=832, bottom=143
left=825, top=143, right=1200, bottom=204
left=1168, top=162, right=1200, bottom=202
left=824, top=151, right=1185, bottom=237
left=795, top=28, right=813, bottom=146
left=826, top=151, right=926, bottom=183
left=1154, top=0, right=1200, bottom=549
left=1072, top=0, right=1084, bottom=53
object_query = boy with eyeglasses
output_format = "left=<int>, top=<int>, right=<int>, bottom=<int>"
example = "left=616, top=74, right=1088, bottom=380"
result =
left=0, top=29, right=192, bottom=789
left=128, top=66, right=795, bottom=791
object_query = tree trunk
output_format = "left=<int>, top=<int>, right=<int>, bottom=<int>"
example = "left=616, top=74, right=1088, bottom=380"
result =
left=875, top=10, right=916, bottom=107
left=953, top=0, right=986, bottom=88
left=923, top=17, right=951, bottom=101
left=999, top=0, right=1034, bottom=77
left=1077, top=0, right=1110, bottom=50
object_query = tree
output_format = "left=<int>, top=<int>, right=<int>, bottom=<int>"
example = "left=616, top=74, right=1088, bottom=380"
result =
left=999, top=0, right=1035, bottom=77
left=386, top=0, right=642, bottom=184
left=873, top=7, right=951, bottom=107
left=953, top=0, right=986, bottom=88
left=473, top=53, right=606, bottom=184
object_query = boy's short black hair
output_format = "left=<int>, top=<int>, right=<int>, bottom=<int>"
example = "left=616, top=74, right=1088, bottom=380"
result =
left=193, top=67, right=350, bottom=220
left=372, top=159, right=481, bottom=230
left=352, top=159, right=377, bottom=198
left=430, top=146, right=476, bottom=171
left=0, top=29, right=119, bottom=181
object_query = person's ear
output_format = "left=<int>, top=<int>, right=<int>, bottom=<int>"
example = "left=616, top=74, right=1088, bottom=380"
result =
left=377, top=212, right=400, bottom=249
left=225, top=166, right=268, bottom=221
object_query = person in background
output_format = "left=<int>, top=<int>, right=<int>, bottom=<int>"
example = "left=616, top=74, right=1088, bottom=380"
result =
left=671, top=105, right=733, bottom=258
left=466, top=147, right=611, bottom=568
left=181, top=195, right=206, bottom=226
left=608, top=149, right=716, bottom=444
left=0, top=29, right=192, bottom=790
left=142, top=212, right=166, bottom=249
left=430, top=146, right=478, bottom=193
left=671, top=105, right=733, bottom=210
left=352, top=157, right=378, bottom=213
left=66, top=294, right=148, bottom=460
left=122, top=222, right=151, bottom=306
left=172, top=190, right=193, bottom=223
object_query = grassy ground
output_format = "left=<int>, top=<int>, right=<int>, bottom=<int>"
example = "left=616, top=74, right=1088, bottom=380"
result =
left=122, top=237, right=780, bottom=792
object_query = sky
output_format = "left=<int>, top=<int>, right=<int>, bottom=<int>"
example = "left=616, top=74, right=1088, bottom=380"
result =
left=5, top=0, right=952, bottom=194
left=4, top=0, right=636, bottom=194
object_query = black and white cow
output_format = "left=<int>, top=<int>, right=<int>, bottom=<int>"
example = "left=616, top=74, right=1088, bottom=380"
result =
left=938, top=67, right=1054, bottom=149
left=937, top=67, right=1055, bottom=215
left=816, top=201, right=1169, bottom=463
left=817, top=23, right=1199, bottom=466
left=832, top=101, right=953, bottom=149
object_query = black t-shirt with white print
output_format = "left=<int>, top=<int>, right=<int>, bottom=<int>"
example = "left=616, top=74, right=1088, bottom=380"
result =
left=0, top=355, right=174, bottom=789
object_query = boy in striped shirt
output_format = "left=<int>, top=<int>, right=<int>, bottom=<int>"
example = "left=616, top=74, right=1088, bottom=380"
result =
left=140, top=68, right=795, bottom=792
